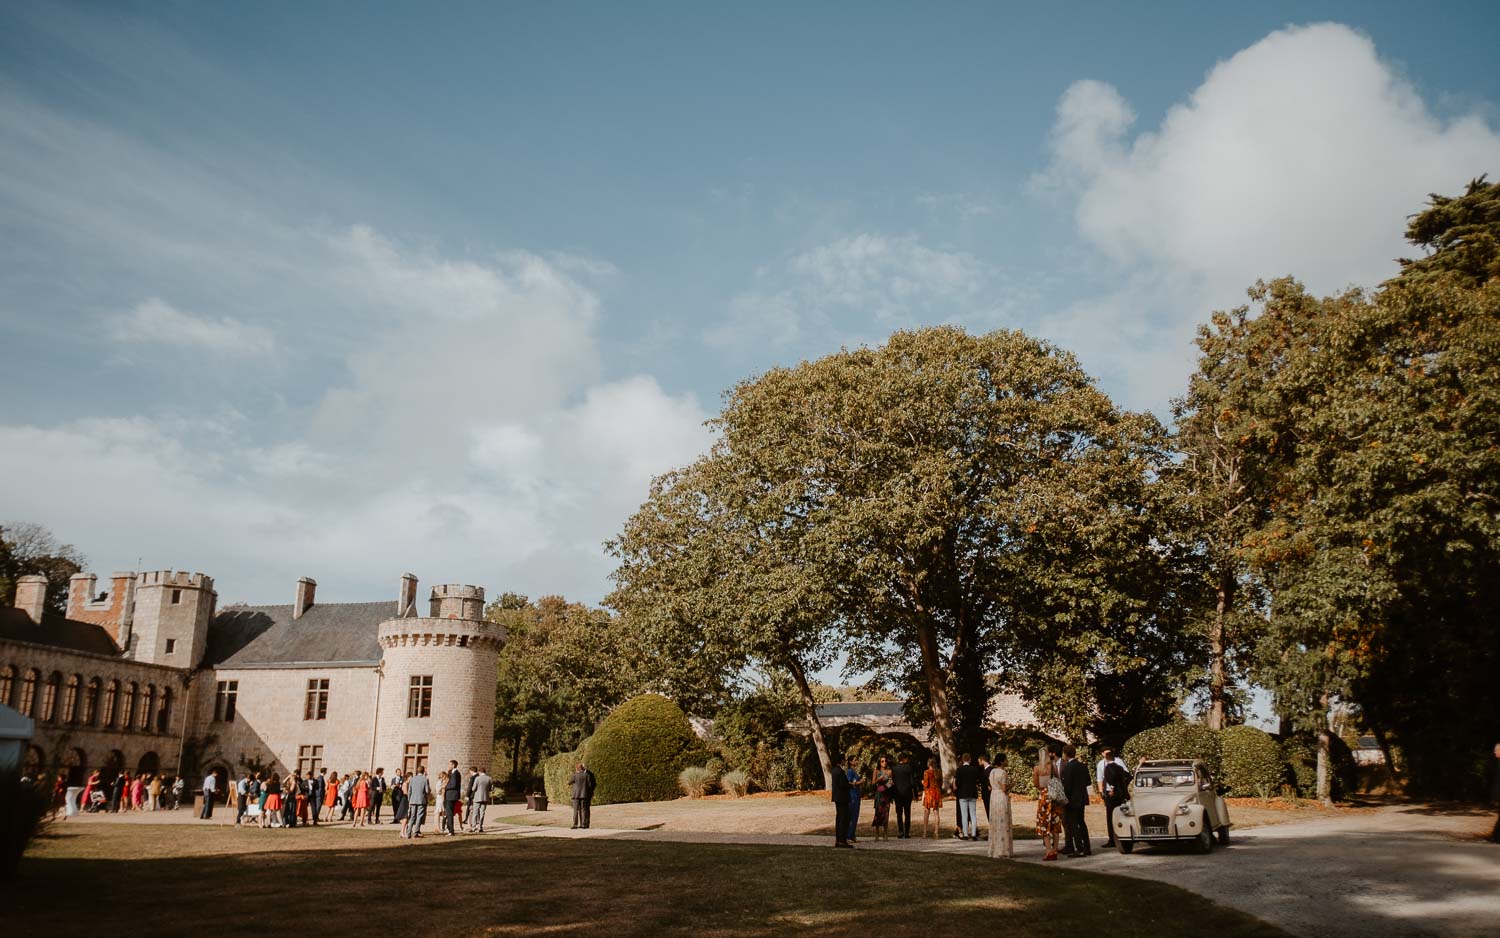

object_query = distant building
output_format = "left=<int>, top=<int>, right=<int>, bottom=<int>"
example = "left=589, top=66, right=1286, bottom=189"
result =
left=802, top=692, right=1053, bottom=744
left=0, top=569, right=504, bottom=795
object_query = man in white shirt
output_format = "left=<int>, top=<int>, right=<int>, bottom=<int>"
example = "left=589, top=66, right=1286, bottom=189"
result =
left=200, top=771, right=218, bottom=820
left=1096, top=750, right=1128, bottom=793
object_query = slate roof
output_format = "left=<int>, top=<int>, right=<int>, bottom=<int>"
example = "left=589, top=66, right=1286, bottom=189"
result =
left=815, top=701, right=906, bottom=718
left=205, top=601, right=391, bottom=669
left=0, top=606, right=121, bottom=657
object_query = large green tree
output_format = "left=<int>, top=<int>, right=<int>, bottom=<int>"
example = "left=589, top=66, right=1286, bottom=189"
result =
left=486, top=593, right=645, bottom=780
left=615, top=327, right=1180, bottom=784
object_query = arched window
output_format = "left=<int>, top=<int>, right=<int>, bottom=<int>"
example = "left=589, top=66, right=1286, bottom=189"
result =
left=156, top=687, right=173, bottom=733
left=19, top=669, right=38, bottom=716
left=40, top=671, right=62, bottom=722
left=121, top=682, right=137, bottom=732
left=102, top=679, right=118, bottom=728
left=63, top=674, right=81, bottom=723
left=83, top=678, right=101, bottom=725
left=0, top=665, right=13, bottom=707
left=140, top=685, right=156, bottom=731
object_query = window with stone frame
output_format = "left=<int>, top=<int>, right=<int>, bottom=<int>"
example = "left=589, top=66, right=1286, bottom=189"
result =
left=402, top=742, right=428, bottom=776
left=121, top=682, right=137, bottom=731
left=157, top=687, right=173, bottom=733
left=140, top=685, right=156, bottom=731
left=297, top=744, right=324, bottom=775
left=407, top=675, right=433, bottom=718
left=40, top=671, right=61, bottom=722
left=102, top=679, right=118, bottom=727
left=83, top=678, right=101, bottom=725
left=214, top=680, right=238, bottom=722
left=304, top=678, right=330, bottom=720
left=19, top=669, right=39, bottom=717
left=0, top=665, right=13, bottom=707
left=63, top=674, right=81, bottom=723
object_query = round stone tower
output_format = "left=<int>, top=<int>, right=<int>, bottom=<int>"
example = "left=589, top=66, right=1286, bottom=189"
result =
left=375, top=579, right=504, bottom=776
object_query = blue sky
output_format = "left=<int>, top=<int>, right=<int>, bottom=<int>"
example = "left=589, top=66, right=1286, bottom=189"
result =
left=3, top=1, right=1499, bottom=618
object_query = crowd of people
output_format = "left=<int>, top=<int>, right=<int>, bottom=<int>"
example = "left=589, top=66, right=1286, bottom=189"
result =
left=214, top=760, right=496, bottom=838
left=28, top=768, right=191, bottom=818
left=830, top=743, right=1132, bottom=860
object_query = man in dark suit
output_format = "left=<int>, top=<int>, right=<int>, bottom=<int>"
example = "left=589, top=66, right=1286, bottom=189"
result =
left=954, top=753, right=982, bottom=840
left=570, top=761, right=597, bottom=829
left=308, top=769, right=324, bottom=825
left=1101, top=749, right=1131, bottom=847
left=830, top=754, right=851, bottom=848
left=442, top=760, right=462, bottom=835
left=891, top=753, right=915, bottom=839
left=368, top=767, right=386, bottom=824
left=1060, top=744, right=1092, bottom=856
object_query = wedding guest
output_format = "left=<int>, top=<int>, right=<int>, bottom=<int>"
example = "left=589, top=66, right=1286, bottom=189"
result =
left=1033, top=747, right=1063, bottom=861
left=871, top=756, right=894, bottom=841
left=986, top=753, right=1014, bottom=859
left=920, top=757, right=944, bottom=838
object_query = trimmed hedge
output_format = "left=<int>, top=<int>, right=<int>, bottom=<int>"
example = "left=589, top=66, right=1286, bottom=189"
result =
left=1220, top=725, right=1283, bottom=796
left=1123, top=723, right=1223, bottom=779
left=539, top=749, right=580, bottom=804
left=585, top=694, right=706, bottom=805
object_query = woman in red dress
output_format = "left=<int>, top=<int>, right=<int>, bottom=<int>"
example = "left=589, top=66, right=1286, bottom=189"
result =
left=920, top=758, right=944, bottom=838
left=351, top=772, right=370, bottom=828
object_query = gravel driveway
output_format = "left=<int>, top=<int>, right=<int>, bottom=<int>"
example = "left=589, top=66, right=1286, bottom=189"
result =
left=1023, top=804, right=1500, bottom=937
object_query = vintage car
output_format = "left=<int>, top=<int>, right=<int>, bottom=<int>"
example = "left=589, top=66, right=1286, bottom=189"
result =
left=1113, top=759, right=1231, bottom=854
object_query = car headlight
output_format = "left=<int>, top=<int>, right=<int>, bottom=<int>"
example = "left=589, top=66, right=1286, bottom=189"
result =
left=1175, top=804, right=1191, bottom=815
left=1118, top=803, right=1132, bottom=816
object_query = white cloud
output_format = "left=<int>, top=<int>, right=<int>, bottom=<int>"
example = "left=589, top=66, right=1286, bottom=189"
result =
left=1034, top=22, right=1500, bottom=410
left=109, top=298, right=274, bottom=354
left=708, top=233, right=1002, bottom=351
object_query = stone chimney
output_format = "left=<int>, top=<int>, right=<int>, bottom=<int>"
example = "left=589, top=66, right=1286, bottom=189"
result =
left=293, top=577, right=317, bottom=620
left=398, top=573, right=418, bottom=617
left=15, top=574, right=47, bottom=623
left=68, top=572, right=98, bottom=614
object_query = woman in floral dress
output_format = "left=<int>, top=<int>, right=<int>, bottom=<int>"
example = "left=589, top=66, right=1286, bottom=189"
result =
left=871, top=756, right=894, bottom=841
left=1032, top=747, right=1063, bottom=861
left=921, top=757, right=944, bottom=838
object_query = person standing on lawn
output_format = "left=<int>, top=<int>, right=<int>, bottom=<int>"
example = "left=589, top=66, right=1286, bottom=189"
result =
left=442, top=760, right=463, bottom=835
left=1060, top=744, right=1092, bottom=857
left=235, top=772, right=250, bottom=825
left=199, top=769, right=217, bottom=820
left=871, top=756, right=893, bottom=841
left=920, top=757, right=943, bottom=838
left=404, top=764, right=430, bottom=839
left=830, top=753, right=852, bottom=848
left=1034, top=747, right=1063, bottom=861
left=891, top=752, right=914, bottom=839
left=845, top=756, right=864, bottom=844
left=986, top=753, right=1014, bottom=859
left=390, top=769, right=407, bottom=825
left=570, top=761, right=595, bottom=829
left=467, top=766, right=491, bottom=833
left=1101, top=749, right=1131, bottom=848
left=369, top=767, right=386, bottom=824
left=953, top=753, right=981, bottom=840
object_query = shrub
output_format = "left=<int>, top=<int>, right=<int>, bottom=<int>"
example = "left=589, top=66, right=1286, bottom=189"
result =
left=721, top=769, right=751, bottom=797
left=678, top=765, right=717, bottom=798
left=1220, top=725, right=1285, bottom=796
left=1280, top=733, right=1357, bottom=801
left=1, top=771, right=50, bottom=880
left=1123, top=723, right=1223, bottom=779
left=585, top=694, right=704, bottom=805
left=762, top=737, right=815, bottom=792
left=538, top=749, right=580, bottom=804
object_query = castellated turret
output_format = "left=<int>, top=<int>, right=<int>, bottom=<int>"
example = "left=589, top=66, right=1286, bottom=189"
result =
left=130, top=570, right=216, bottom=666
left=375, top=577, right=504, bottom=775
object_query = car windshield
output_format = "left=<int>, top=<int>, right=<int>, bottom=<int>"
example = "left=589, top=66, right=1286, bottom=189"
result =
left=1135, top=769, right=1194, bottom=789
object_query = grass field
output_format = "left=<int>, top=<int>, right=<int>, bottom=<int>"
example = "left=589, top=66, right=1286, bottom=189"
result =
left=5, top=822, right=1286, bottom=937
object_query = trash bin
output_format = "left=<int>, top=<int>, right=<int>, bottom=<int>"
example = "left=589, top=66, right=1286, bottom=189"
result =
left=526, top=792, right=548, bottom=811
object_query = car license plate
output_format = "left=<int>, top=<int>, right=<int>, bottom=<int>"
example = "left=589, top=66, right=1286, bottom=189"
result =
left=1142, top=825, right=1167, bottom=836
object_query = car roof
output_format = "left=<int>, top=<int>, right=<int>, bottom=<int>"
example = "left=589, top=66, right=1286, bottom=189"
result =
left=1137, top=759, right=1199, bottom=768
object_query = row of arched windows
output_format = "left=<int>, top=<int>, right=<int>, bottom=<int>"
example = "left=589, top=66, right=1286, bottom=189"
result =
left=0, top=664, right=173, bottom=734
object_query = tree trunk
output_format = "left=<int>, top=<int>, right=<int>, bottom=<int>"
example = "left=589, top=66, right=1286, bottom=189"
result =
left=1207, top=571, right=1233, bottom=730
left=915, top=617, right=959, bottom=789
left=1316, top=691, right=1333, bottom=807
left=785, top=655, right=833, bottom=790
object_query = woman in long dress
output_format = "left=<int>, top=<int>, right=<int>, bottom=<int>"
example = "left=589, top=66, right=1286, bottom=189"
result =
left=1032, top=747, right=1062, bottom=861
left=870, top=756, right=894, bottom=841
left=987, top=755, right=1014, bottom=858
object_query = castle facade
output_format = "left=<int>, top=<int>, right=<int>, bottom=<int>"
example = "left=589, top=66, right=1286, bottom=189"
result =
left=0, top=568, right=504, bottom=794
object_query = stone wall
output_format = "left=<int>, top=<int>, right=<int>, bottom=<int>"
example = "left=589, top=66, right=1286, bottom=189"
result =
left=0, top=637, right=188, bottom=780
left=189, top=664, right=381, bottom=779
left=375, top=615, right=502, bottom=776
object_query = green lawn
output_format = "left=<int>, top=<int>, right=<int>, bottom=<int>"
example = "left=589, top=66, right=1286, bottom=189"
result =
left=4, top=823, right=1285, bottom=937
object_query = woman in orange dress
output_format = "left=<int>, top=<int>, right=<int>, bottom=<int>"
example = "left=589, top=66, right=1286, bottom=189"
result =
left=351, top=772, right=370, bottom=828
left=1033, top=747, right=1063, bottom=861
left=324, top=771, right=339, bottom=818
left=920, top=757, right=944, bottom=838
left=264, top=773, right=284, bottom=829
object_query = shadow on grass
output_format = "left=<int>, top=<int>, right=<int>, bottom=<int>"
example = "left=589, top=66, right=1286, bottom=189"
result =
left=3, top=825, right=1284, bottom=938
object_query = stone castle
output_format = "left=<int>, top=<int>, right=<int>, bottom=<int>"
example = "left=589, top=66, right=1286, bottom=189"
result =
left=0, top=568, right=505, bottom=793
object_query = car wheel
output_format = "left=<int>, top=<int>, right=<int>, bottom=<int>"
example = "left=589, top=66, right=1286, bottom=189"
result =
left=1196, top=829, right=1214, bottom=854
left=1216, top=825, right=1230, bottom=846
left=1118, top=839, right=1134, bottom=855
